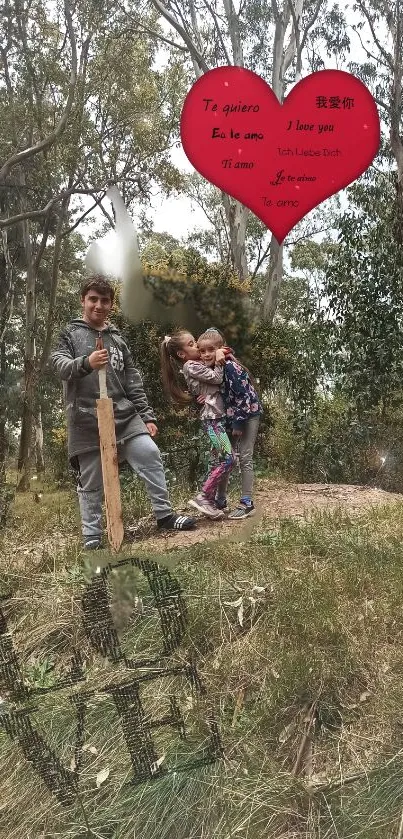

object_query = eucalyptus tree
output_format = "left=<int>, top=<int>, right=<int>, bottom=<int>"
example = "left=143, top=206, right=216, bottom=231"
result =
left=124, top=0, right=349, bottom=321
left=0, top=0, right=186, bottom=489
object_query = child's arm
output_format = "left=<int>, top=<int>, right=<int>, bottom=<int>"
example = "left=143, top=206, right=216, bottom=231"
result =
left=184, top=360, right=224, bottom=384
left=122, top=343, right=157, bottom=425
left=50, top=330, right=94, bottom=380
left=183, top=374, right=201, bottom=398
left=216, top=347, right=234, bottom=365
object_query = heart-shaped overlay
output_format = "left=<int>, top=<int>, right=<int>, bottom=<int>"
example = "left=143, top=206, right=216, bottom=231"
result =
left=180, top=67, right=380, bottom=243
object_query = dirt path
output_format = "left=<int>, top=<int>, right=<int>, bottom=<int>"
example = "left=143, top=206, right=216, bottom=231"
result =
left=126, top=481, right=403, bottom=552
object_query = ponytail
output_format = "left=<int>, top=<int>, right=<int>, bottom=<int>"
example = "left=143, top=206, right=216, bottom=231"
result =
left=160, top=331, right=192, bottom=406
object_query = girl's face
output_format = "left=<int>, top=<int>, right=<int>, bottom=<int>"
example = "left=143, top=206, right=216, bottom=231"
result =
left=177, top=333, right=200, bottom=362
left=198, top=339, right=218, bottom=367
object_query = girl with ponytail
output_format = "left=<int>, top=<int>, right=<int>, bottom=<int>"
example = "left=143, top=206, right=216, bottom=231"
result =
left=160, top=330, right=235, bottom=520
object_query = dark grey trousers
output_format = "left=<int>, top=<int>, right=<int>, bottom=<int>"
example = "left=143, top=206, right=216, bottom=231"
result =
left=217, top=415, right=260, bottom=500
left=75, top=434, right=172, bottom=538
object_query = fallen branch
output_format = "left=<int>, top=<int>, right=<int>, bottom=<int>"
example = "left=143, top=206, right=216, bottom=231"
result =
left=292, top=701, right=317, bottom=777
left=231, top=687, right=245, bottom=728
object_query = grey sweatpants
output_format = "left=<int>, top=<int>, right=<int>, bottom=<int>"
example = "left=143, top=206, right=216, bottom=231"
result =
left=75, top=433, right=172, bottom=539
left=216, top=415, right=260, bottom=500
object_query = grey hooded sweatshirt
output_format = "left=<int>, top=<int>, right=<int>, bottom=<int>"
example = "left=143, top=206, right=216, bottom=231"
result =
left=50, top=319, right=156, bottom=459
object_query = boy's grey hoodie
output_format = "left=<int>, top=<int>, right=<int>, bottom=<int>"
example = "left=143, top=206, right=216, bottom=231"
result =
left=50, top=319, right=156, bottom=459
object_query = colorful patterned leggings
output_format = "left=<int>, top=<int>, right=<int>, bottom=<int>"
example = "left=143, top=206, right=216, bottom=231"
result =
left=201, top=419, right=235, bottom=500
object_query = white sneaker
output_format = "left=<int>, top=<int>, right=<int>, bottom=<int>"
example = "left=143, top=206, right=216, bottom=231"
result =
left=188, top=495, right=225, bottom=519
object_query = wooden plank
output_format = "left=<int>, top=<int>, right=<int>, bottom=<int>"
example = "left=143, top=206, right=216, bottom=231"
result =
left=98, top=365, right=107, bottom=398
left=96, top=336, right=108, bottom=401
left=96, top=397, right=124, bottom=553
left=95, top=333, right=124, bottom=553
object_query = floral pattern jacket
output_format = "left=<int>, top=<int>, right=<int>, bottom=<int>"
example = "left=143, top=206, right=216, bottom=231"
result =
left=221, top=357, right=262, bottom=431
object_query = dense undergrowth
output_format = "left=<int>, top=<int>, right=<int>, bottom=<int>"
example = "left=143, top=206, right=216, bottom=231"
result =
left=1, top=479, right=403, bottom=838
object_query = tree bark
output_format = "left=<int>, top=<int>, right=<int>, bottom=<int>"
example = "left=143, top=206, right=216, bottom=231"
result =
left=221, top=193, right=249, bottom=280
left=223, top=0, right=244, bottom=65
left=0, top=336, right=11, bottom=527
left=149, top=0, right=322, bottom=319
left=221, top=0, right=251, bottom=280
left=390, top=0, right=403, bottom=240
left=17, top=210, right=37, bottom=492
left=263, top=0, right=303, bottom=322
left=34, top=406, right=45, bottom=473
left=0, top=0, right=77, bottom=183
left=0, top=339, right=7, bottom=469
left=39, top=198, right=69, bottom=373
left=262, top=235, right=284, bottom=319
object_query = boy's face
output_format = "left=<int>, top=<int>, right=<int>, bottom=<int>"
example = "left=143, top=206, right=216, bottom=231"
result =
left=81, top=289, right=113, bottom=328
left=198, top=339, right=217, bottom=367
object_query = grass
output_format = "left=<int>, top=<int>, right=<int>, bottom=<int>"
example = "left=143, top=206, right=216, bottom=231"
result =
left=1, top=477, right=403, bottom=837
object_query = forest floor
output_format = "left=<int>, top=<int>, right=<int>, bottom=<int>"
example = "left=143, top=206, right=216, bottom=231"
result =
left=3, top=478, right=403, bottom=839
left=12, top=478, right=403, bottom=563
left=124, top=480, right=403, bottom=551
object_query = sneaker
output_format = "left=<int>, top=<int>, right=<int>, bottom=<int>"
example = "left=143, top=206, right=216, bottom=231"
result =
left=188, top=494, right=225, bottom=519
left=157, top=513, right=197, bottom=531
left=215, top=498, right=230, bottom=512
left=84, top=537, right=102, bottom=550
left=227, top=503, right=255, bottom=520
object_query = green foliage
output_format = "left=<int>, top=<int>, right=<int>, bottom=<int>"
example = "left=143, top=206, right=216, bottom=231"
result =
left=85, top=19, right=187, bottom=202
left=250, top=267, right=333, bottom=403
left=4, top=487, right=403, bottom=837
left=325, top=175, right=403, bottom=414
left=266, top=389, right=403, bottom=492
left=3, top=0, right=401, bottom=505
left=47, top=425, right=69, bottom=482
left=140, top=237, right=252, bottom=336
left=112, top=234, right=254, bottom=421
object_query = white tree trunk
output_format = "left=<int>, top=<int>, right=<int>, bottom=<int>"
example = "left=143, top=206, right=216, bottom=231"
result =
left=262, top=236, right=284, bottom=319
left=17, top=202, right=37, bottom=492
left=262, top=0, right=305, bottom=322
left=35, top=407, right=45, bottom=473
left=221, top=193, right=249, bottom=280
left=390, top=0, right=403, bottom=237
left=150, top=0, right=317, bottom=319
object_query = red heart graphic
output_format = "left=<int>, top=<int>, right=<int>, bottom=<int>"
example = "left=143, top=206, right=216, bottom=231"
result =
left=180, top=67, right=380, bottom=243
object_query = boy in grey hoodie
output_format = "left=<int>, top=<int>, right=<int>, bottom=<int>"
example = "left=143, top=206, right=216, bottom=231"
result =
left=50, top=276, right=196, bottom=549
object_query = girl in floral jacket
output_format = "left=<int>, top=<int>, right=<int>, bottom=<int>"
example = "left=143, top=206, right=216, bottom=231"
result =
left=198, top=328, right=262, bottom=520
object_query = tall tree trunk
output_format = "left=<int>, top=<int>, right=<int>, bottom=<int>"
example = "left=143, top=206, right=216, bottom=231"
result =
left=0, top=193, right=16, bottom=344
left=263, top=0, right=305, bottom=322
left=390, top=0, right=403, bottom=241
left=150, top=0, right=316, bottom=316
left=262, top=0, right=291, bottom=321
left=221, top=193, right=249, bottom=280
left=17, top=213, right=37, bottom=492
left=0, top=198, right=16, bottom=523
left=262, top=236, right=284, bottom=319
left=0, top=335, right=9, bottom=527
left=39, top=198, right=69, bottom=373
left=221, top=0, right=250, bottom=280
left=34, top=406, right=45, bottom=473
left=0, top=328, right=7, bottom=471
